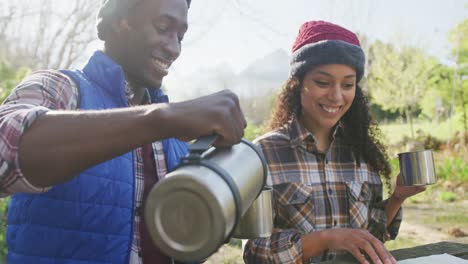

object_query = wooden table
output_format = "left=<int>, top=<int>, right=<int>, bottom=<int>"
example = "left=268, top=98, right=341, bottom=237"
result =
left=322, top=237, right=468, bottom=263
left=391, top=237, right=468, bottom=261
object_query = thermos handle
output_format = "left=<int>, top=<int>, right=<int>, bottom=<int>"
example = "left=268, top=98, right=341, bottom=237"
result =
left=189, top=135, right=219, bottom=155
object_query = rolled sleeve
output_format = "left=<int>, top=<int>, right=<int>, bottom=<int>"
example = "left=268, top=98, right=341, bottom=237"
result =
left=243, top=228, right=303, bottom=264
left=0, top=70, right=78, bottom=196
left=0, top=105, right=51, bottom=196
left=368, top=199, right=403, bottom=242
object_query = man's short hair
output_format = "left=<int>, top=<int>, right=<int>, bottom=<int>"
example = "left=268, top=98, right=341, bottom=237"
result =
left=97, top=0, right=191, bottom=41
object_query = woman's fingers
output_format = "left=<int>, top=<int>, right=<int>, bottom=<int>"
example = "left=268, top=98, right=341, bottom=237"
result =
left=349, top=247, right=370, bottom=264
left=354, top=230, right=396, bottom=264
left=326, top=228, right=396, bottom=264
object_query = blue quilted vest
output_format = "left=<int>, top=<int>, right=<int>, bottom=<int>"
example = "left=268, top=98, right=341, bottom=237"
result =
left=7, top=51, right=188, bottom=263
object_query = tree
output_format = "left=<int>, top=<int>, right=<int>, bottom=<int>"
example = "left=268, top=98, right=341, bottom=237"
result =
left=448, top=19, right=468, bottom=135
left=0, top=0, right=100, bottom=70
left=367, top=41, right=437, bottom=138
left=420, top=63, right=454, bottom=121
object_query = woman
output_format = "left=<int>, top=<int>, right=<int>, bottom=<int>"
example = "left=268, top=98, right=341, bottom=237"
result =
left=243, top=21, right=425, bottom=264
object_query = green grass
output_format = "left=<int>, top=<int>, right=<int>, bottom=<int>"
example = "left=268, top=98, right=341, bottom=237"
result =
left=404, top=200, right=468, bottom=226
left=433, top=214, right=468, bottom=225
left=379, top=119, right=458, bottom=145
left=385, top=237, right=420, bottom=250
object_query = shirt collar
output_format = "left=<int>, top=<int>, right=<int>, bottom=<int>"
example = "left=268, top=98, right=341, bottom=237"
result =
left=287, top=116, right=344, bottom=150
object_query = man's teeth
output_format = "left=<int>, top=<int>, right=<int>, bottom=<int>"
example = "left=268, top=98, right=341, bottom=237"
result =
left=153, top=58, right=169, bottom=69
left=322, top=105, right=339, bottom=113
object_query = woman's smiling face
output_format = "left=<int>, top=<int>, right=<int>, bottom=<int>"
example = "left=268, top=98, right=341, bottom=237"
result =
left=299, top=64, right=357, bottom=135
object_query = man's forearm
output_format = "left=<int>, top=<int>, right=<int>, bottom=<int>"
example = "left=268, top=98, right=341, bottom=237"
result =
left=18, top=89, right=246, bottom=188
left=18, top=105, right=168, bottom=187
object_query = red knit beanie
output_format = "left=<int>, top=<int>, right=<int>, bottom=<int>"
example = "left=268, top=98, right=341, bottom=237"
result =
left=290, top=21, right=365, bottom=81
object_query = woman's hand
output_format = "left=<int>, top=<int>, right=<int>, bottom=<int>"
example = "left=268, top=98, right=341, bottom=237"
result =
left=322, top=228, right=396, bottom=264
left=391, top=174, right=426, bottom=202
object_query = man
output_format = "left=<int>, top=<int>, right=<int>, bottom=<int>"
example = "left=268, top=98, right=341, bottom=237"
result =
left=0, top=0, right=246, bottom=263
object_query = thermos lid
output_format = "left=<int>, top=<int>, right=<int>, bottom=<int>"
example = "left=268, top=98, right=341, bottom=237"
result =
left=144, top=169, right=227, bottom=262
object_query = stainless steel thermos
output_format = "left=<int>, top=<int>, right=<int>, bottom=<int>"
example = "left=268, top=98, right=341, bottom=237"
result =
left=144, top=137, right=272, bottom=261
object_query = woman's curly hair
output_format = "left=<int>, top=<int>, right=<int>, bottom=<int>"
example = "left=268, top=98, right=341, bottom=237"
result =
left=268, top=76, right=392, bottom=182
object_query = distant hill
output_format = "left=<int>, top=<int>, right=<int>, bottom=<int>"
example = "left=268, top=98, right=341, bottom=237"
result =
left=168, top=49, right=290, bottom=100
left=234, top=49, right=290, bottom=98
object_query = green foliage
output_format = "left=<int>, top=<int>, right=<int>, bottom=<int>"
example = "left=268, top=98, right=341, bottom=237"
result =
left=413, top=129, right=443, bottom=150
left=365, top=20, right=468, bottom=135
left=448, top=19, right=468, bottom=133
left=385, top=124, right=467, bottom=185
left=368, top=42, right=437, bottom=112
left=388, top=158, right=399, bottom=176
left=0, top=61, right=26, bottom=259
left=434, top=214, right=468, bottom=224
left=449, top=19, right=468, bottom=72
left=420, top=64, right=454, bottom=121
left=228, top=238, right=242, bottom=248
left=244, top=124, right=265, bottom=141
left=380, top=119, right=457, bottom=145
left=0, top=61, right=31, bottom=102
left=436, top=156, right=468, bottom=182
left=369, top=103, right=400, bottom=123
left=0, top=197, right=8, bottom=259
left=385, top=236, right=420, bottom=250
left=367, top=41, right=439, bottom=137
left=438, top=191, right=457, bottom=202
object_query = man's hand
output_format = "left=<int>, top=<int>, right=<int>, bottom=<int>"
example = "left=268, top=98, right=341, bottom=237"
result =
left=18, top=89, right=246, bottom=187
left=159, top=89, right=247, bottom=146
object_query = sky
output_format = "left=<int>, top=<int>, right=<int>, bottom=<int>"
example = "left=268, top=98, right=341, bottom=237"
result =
left=161, top=0, right=467, bottom=94
left=39, top=0, right=467, bottom=99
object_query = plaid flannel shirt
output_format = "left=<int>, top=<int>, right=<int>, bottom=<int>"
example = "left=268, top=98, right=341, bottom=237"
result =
left=0, top=70, right=167, bottom=264
left=244, top=118, right=402, bottom=263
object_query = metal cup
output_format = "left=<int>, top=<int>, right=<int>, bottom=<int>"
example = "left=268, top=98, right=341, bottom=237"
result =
left=398, top=150, right=437, bottom=186
left=232, top=187, right=273, bottom=239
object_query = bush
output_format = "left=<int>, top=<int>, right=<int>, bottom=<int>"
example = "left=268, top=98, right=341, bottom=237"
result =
left=438, top=191, right=457, bottom=202
left=417, top=133, right=443, bottom=151
left=399, top=129, right=444, bottom=151
left=437, top=157, right=468, bottom=182
left=244, top=124, right=265, bottom=141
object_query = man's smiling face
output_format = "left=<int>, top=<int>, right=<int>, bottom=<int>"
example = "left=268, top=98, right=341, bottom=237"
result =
left=114, top=0, right=188, bottom=88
